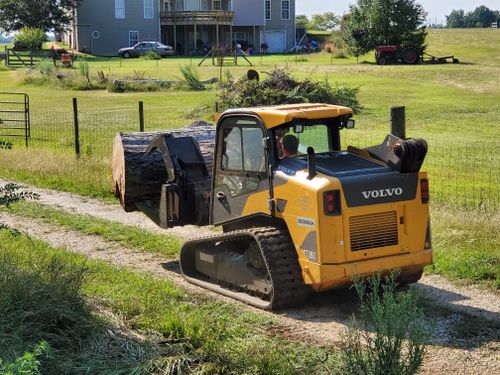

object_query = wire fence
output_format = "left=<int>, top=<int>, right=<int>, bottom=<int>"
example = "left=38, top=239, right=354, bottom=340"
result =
left=341, top=133, right=500, bottom=210
left=1, top=106, right=498, bottom=210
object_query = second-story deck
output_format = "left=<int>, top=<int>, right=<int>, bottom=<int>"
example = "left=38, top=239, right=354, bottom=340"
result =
left=160, top=11, right=234, bottom=25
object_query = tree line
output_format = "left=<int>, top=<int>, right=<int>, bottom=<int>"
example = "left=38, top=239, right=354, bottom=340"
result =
left=446, top=5, right=499, bottom=28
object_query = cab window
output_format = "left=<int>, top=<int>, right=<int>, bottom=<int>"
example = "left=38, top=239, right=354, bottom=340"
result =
left=221, top=120, right=266, bottom=173
left=218, top=117, right=267, bottom=197
left=275, top=124, right=331, bottom=159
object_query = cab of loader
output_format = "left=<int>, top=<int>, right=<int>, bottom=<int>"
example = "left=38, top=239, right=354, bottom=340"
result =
left=211, top=107, right=357, bottom=225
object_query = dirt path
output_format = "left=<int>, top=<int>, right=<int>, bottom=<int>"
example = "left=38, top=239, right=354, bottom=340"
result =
left=1, top=180, right=499, bottom=374
left=0, top=179, right=214, bottom=238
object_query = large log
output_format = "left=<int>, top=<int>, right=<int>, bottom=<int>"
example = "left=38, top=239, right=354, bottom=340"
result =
left=112, top=121, right=215, bottom=212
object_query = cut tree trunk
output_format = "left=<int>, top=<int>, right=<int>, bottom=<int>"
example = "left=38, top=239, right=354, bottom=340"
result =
left=112, top=121, right=215, bottom=212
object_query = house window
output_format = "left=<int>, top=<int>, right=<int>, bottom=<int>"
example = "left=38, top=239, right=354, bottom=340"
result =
left=129, top=31, right=140, bottom=47
left=185, top=0, right=200, bottom=11
left=163, top=1, right=173, bottom=11
left=144, top=0, right=154, bottom=19
left=281, top=0, right=290, bottom=20
left=265, top=0, right=271, bottom=20
left=213, top=0, right=221, bottom=11
left=115, top=0, right=125, bottom=19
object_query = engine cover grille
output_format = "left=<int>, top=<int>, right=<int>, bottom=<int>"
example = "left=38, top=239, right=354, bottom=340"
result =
left=349, top=211, right=399, bottom=251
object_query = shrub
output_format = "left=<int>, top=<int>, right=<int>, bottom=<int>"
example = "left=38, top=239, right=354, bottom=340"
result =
left=37, top=59, right=54, bottom=76
left=340, top=272, right=432, bottom=375
left=144, top=50, right=161, bottom=60
left=217, top=68, right=362, bottom=112
left=14, top=28, right=47, bottom=50
left=180, top=65, right=204, bottom=90
left=334, top=49, right=347, bottom=58
left=0, top=341, right=49, bottom=374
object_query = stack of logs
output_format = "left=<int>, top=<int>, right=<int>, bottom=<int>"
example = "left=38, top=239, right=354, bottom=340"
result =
left=112, top=121, right=216, bottom=212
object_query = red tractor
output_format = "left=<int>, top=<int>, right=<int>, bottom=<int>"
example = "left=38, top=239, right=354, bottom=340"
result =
left=375, top=45, right=459, bottom=65
left=375, top=45, right=422, bottom=65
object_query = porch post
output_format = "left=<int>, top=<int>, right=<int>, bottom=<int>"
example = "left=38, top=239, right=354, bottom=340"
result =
left=174, top=25, right=177, bottom=52
left=230, top=24, right=233, bottom=50
left=216, top=23, right=219, bottom=46
left=194, top=23, right=197, bottom=53
left=253, top=26, right=256, bottom=50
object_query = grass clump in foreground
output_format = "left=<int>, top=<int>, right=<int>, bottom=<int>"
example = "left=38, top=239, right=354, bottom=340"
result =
left=0, top=231, right=340, bottom=374
left=340, top=273, right=432, bottom=375
left=0, top=233, right=178, bottom=374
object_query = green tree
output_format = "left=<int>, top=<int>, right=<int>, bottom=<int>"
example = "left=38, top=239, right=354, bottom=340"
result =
left=309, top=12, right=339, bottom=31
left=296, top=14, right=311, bottom=29
left=0, top=0, right=80, bottom=32
left=446, top=6, right=499, bottom=28
left=469, top=5, right=497, bottom=27
left=341, top=0, right=427, bottom=55
left=446, top=9, right=467, bottom=28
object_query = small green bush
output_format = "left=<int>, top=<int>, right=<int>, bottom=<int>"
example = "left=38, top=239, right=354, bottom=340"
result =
left=334, top=49, right=347, bottom=58
left=37, top=59, right=54, bottom=76
left=14, top=28, right=47, bottom=50
left=144, top=50, right=161, bottom=60
left=0, top=341, right=49, bottom=374
left=340, top=272, right=432, bottom=375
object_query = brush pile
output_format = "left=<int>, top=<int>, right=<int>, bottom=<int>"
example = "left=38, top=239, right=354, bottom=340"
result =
left=217, top=68, right=362, bottom=113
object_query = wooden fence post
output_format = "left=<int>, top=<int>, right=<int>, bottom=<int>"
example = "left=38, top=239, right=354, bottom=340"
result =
left=390, top=106, right=406, bottom=139
left=73, top=98, right=80, bottom=157
left=139, top=101, right=144, bottom=132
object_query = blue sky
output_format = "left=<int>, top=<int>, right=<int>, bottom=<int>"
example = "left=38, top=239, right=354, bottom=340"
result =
left=297, top=0, right=500, bottom=25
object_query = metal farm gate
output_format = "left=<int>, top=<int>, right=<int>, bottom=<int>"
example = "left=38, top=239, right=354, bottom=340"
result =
left=0, top=92, right=31, bottom=147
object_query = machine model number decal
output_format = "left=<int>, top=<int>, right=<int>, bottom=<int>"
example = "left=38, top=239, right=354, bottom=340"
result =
left=297, top=217, right=315, bottom=228
left=302, top=249, right=317, bottom=262
left=361, top=187, right=403, bottom=199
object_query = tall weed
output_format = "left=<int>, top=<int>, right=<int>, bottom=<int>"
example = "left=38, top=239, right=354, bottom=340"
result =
left=180, top=65, right=204, bottom=90
left=340, top=272, right=432, bottom=375
left=78, top=60, right=91, bottom=84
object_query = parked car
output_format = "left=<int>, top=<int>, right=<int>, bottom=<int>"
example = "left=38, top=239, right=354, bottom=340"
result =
left=118, top=42, right=175, bottom=58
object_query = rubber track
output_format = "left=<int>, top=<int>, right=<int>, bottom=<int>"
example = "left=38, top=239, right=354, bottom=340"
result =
left=180, top=226, right=311, bottom=310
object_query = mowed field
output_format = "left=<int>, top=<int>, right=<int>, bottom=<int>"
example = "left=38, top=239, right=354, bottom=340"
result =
left=0, top=29, right=499, bottom=287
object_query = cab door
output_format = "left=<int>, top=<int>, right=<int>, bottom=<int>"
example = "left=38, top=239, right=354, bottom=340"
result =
left=211, top=116, right=269, bottom=225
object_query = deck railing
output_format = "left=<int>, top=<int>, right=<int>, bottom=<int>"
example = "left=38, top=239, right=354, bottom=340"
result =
left=160, top=11, right=234, bottom=25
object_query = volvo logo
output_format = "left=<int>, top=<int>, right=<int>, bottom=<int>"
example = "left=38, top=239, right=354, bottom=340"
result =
left=362, top=188, right=403, bottom=199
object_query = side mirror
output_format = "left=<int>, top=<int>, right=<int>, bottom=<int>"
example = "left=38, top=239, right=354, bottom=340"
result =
left=346, top=119, right=356, bottom=129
